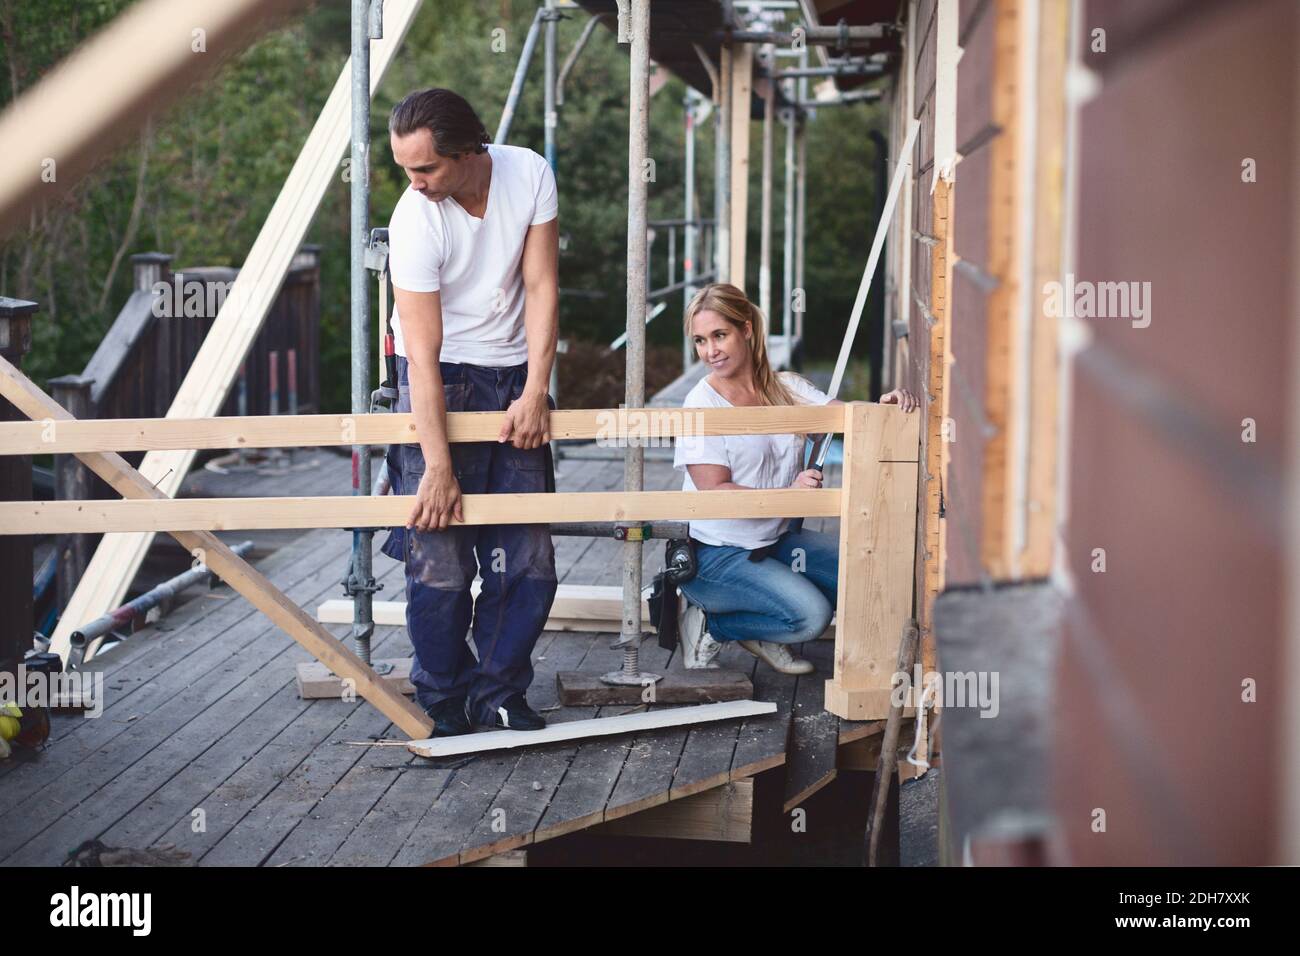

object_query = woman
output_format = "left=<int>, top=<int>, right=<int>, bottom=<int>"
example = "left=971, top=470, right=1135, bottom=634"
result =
left=673, top=283, right=917, bottom=674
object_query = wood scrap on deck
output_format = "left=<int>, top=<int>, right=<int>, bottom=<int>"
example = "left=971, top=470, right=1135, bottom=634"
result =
left=407, top=700, right=776, bottom=759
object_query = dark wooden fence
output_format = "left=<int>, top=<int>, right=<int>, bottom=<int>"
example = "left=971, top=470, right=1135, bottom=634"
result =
left=46, top=248, right=321, bottom=617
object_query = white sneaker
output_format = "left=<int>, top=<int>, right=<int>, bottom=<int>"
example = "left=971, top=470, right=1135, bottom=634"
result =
left=739, top=640, right=814, bottom=675
left=679, top=601, right=722, bottom=669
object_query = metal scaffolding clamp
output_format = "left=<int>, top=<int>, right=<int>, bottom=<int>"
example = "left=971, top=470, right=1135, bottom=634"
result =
left=835, top=18, right=851, bottom=57
left=365, top=226, right=389, bottom=272
left=341, top=547, right=384, bottom=598
left=367, top=227, right=399, bottom=411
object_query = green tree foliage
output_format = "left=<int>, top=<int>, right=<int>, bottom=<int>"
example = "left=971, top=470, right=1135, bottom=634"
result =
left=1, top=0, right=883, bottom=412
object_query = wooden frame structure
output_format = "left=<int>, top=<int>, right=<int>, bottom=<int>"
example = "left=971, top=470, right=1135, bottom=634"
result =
left=0, top=359, right=919, bottom=728
left=0, top=355, right=433, bottom=740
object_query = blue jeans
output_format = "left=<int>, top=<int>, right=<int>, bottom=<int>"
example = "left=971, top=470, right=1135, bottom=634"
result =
left=677, top=528, right=838, bottom=644
left=381, top=357, right=558, bottom=723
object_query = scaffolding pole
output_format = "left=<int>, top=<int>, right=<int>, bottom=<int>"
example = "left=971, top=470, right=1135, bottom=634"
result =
left=496, top=7, right=546, bottom=144
left=716, top=42, right=732, bottom=284
left=543, top=0, right=557, bottom=169
left=782, top=94, right=795, bottom=343
left=605, top=0, right=657, bottom=687
left=348, top=0, right=379, bottom=665
left=794, top=48, right=807, bottom=345
left=759, top=46, right=775, bottom=322
left=683, top=88, right=698, bottom=369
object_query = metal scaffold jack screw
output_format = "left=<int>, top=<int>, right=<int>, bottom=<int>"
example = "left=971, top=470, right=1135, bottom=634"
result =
left=341, top=537, right=387, bottom=671
left=602, top=640, right=660, bottom=689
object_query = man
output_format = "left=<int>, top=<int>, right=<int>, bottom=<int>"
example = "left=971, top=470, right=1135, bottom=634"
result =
left=383, top=87, right=559, bottom=736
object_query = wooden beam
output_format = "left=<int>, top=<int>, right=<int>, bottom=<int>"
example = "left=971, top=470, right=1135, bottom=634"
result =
left=1021, top=0, right=1069, bottom=576
left=838, top=731, right=886, bottom=771
left=297, top=658, right=414, bottom=699
left=728, top=43, right=753, bottom=289
left=0, top=488, right=841, bottom=535
left=0, top=404, right=847, bottom=456
left=0, top=355, right=433, bottom=738
left=838, top=732, right=936, bottom=782
left=320, top=607, right=641, bottom=635
left=838, top=718, right=889, bottom=745
left=596, top=780, right=754, bottom=843
left=921, top=177, right=953, bottom=676
left=0, top=0, right=314, bottom=233
left=49, top=0, right=425, bottom=668
left=981, top=0, right=1024, bottom=578
left=825, top=402, right=921, bottom=720
left=556, top=668, right=753, bottom=705
left=407, top=700, right=776, bottom=758
left=318, top=584, right=652, bottom=629
left=466, top=849, right=528, bottom=867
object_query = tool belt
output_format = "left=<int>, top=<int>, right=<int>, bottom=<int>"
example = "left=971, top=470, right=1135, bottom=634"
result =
left=649, top=537, right=698, bottom=651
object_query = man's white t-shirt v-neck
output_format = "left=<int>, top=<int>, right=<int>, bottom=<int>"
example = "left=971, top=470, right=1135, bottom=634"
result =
left=387, top=143, right=557, bottom=367
left=673, top=372, right=832, bottom=550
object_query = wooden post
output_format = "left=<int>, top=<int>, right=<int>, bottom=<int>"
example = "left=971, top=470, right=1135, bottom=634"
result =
left=0, top=296, right=37, bottom=672
left=135, top=252, right=173, bottom=417
left=49, top=374, right=95, bottom=615
left=825, top=402, right=921, bottom=720
left=728, top=43, right=753, bottom=290
left=920, top=176, right=952, bottom=677
left=297, top=245, right=321, bottom=414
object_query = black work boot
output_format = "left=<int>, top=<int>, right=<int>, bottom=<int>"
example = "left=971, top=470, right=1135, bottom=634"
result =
left=482, top=694, right=547, bottom=731
left=424, top=696, right=472, bottom=737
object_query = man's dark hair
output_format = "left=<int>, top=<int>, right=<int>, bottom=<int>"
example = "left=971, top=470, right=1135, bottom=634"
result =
left=389, top=88, right=489, bottom=158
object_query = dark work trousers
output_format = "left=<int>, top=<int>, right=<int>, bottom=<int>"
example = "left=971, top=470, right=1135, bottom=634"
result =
left=381, top=357, right=558, bottom=724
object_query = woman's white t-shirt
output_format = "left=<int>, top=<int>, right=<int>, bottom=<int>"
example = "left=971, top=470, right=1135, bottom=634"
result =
left=387, top=143, right=558, bottom=366
left=673, top=372, right=832, bottom=549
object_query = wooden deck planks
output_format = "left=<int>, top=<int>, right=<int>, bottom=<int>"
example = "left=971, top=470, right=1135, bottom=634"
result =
left=668, top=653, right=759, bottom=800
left=0, top=532, right=358, bottom=848
left=109, top=586, right=411, bottom=861
left=3, top=453, right=830, bottom=865
left=1, top=543, right=397, bottom=865
left=308, top=463, right=627, bottom=867
left=782, top=640, right=843, bottom=813
left=600, top=639, right=695, bottom=823
left=731, top=648, right=799, bottom=780
left=173, top=459, right=620, bottom=867
left=37, top=526, right=353, bottom=750
left=446, top=632, right=602, bottom=865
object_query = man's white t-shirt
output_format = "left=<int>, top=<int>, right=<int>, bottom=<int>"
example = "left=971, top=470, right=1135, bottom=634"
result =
left=387, top=143, right=557, bottom=366
left=673, top=372, right=832, bottom=550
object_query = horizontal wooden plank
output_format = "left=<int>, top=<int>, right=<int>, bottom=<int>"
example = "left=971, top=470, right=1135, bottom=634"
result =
left=555, top=668, right=753, bottom=705
left=0, top=488, right=841, bottom=535
left=296, top=658, right=414, bottom=699
left=317, top=584, right=651, bottom=628
left=407, top=700, right=778, bottom=758
left=0, top=404, right=849, bottom=454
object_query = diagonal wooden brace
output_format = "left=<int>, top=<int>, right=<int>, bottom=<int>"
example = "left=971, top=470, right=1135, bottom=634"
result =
left=0, top=355, right=432, bottom=739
